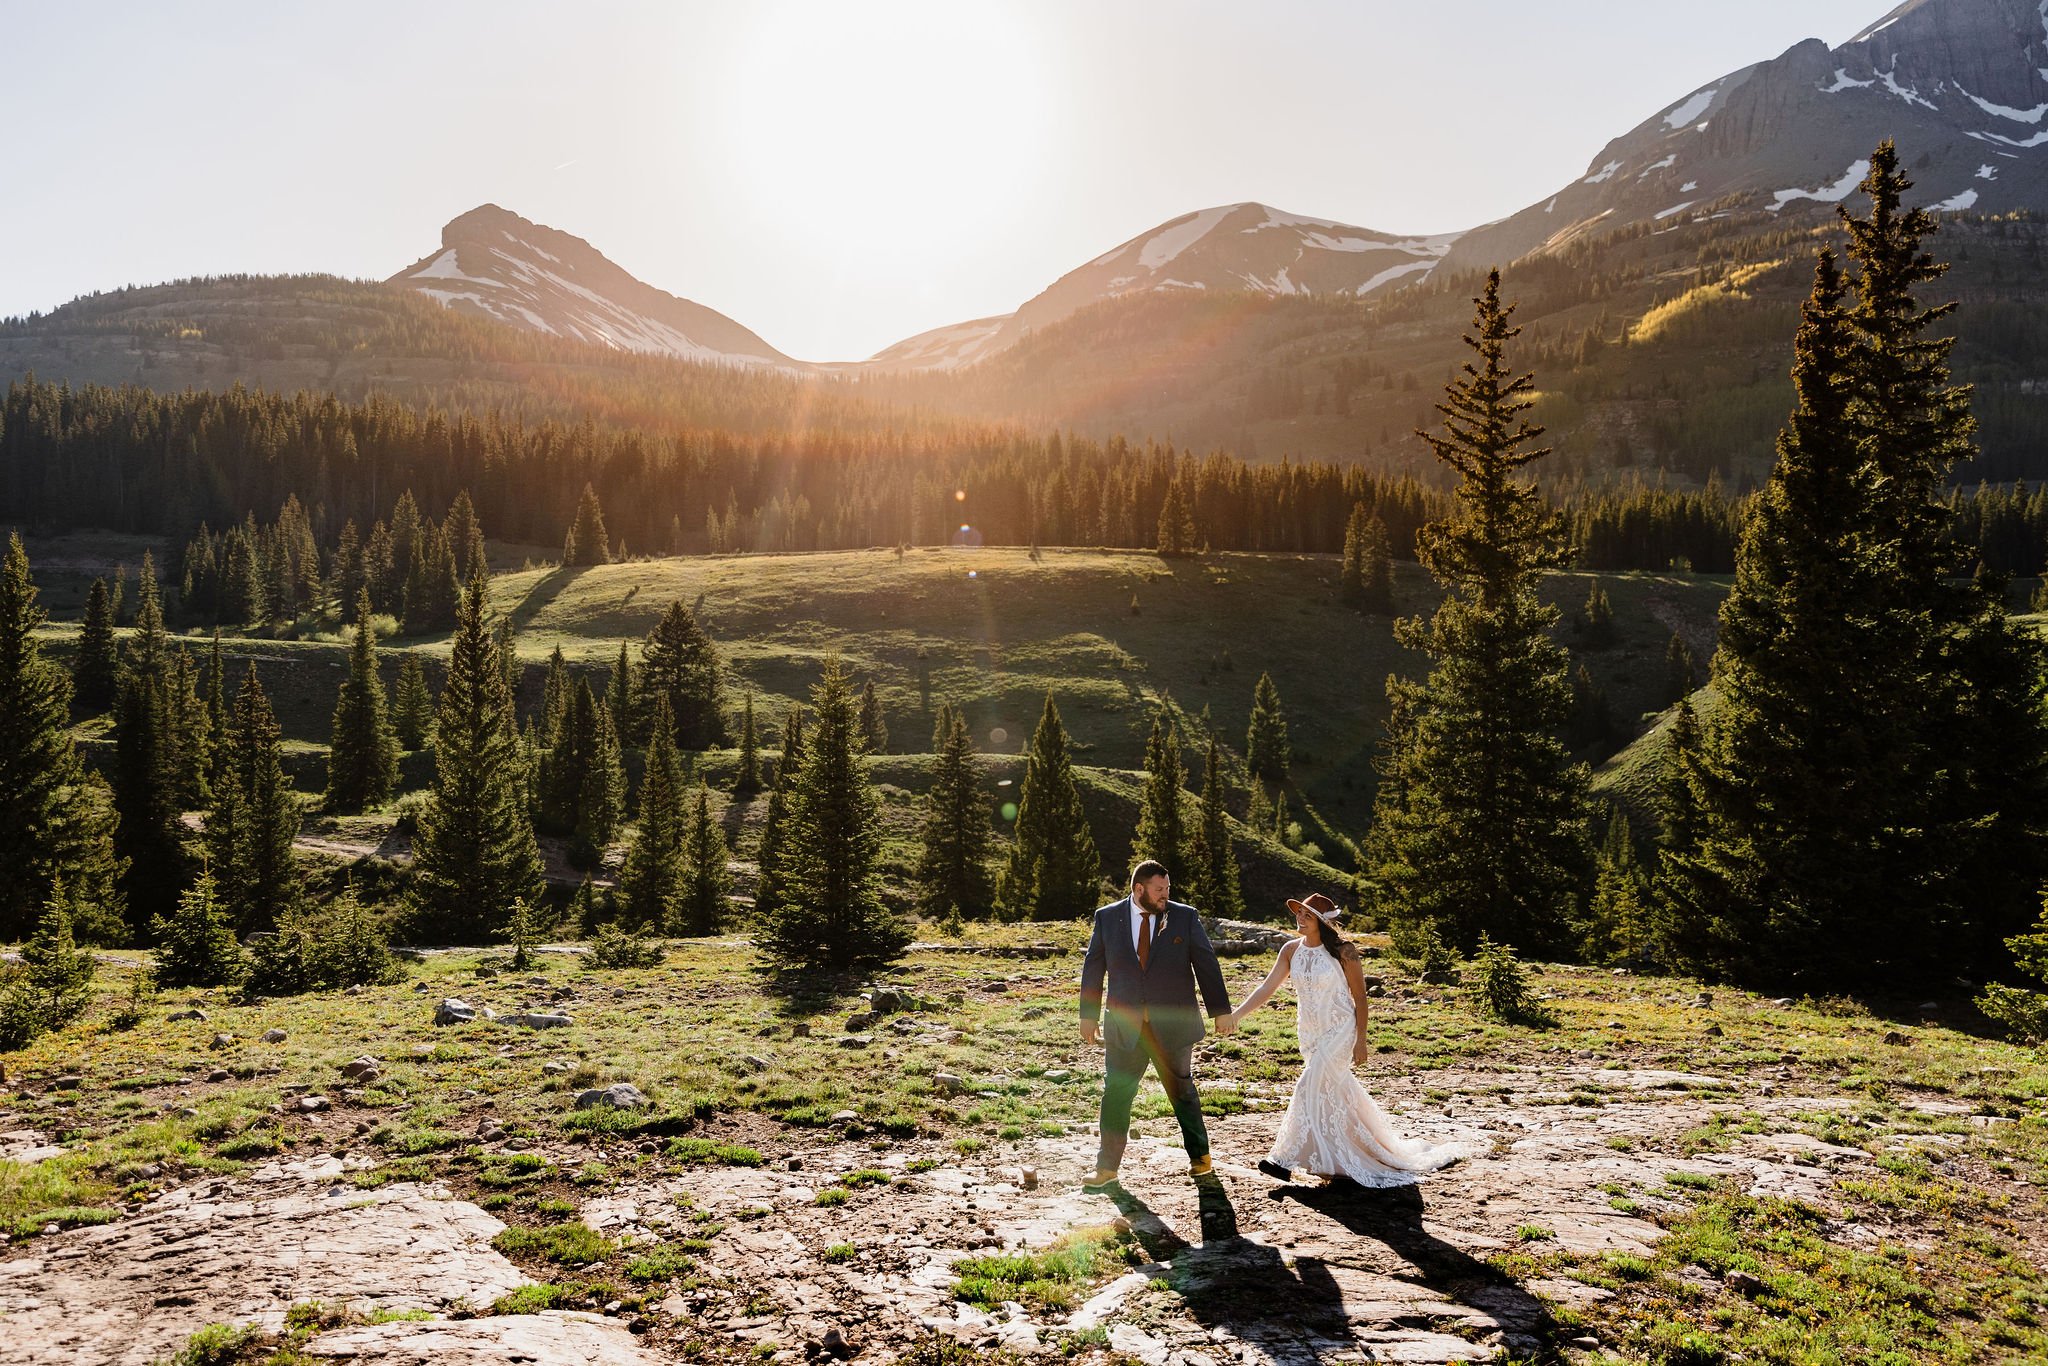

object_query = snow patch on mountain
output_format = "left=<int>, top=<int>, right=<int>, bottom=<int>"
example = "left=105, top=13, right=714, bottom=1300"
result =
left=1821, top=67, right=1876, bottom=92
left=1137, top=206, right=1236, bottom=270
left=1878, top=63, right=1938, bottom=110
left=1958, top=87, right=2048, bottom=123
left=1935, top=188, right=1981, bottom=211
left=1639, top=155, right=1678, bottom=177
left=1662, top=88, right=1717, bottom=128
left=1768, top=159, right=1872, bottom=213
left=1584, top=161, right=1624, bottom=185
left=1355, top=258, right=1438, bottom=295
left=1655, top=201, right=1696, bottom=220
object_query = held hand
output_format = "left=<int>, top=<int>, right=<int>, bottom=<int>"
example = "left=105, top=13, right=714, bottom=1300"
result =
left=1081, top=1019, right=1101, bottom=1047
left=1214, top=1012, right=1239, bottom=1036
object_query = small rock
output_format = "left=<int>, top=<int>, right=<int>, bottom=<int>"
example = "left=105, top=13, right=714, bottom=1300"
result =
left=1726, top=1270, right=1767, bottom=1297
left=477, top=1122, right=506, bottom=1141
left=340, top=1057, right=381, bottom=1082
left=344, top=985, right=365, bottom=996
left=174, top=1106, right=199, bottom=1119
left=1020, top=1165, right=1038, bottom=1191
left=786, top=1156, right=805, bottom=1171
left=475, top=966, right=499, bottom=979
left=1110, top=1216, right=1132, bottom=1234
left=434, top=998, right=477, bottom=1027
left=165, top=1008, right=207, bottom=1023
left=790, top=1021, right=812, bottom=1038
left=49, top=1075, right=82, bottom=1091
left=830, top=1109, right=860, bottom=1125
left=845, top=1013, right=878, bottom=1034
left=411, top=1043, right=434, bottom=1057
left=551, top=986, right=576, bottom=1002
left=296, top=1095, right=330, bottom=1113
left=1366, top=983, right=1385, bottom=998
left=575, top=1083, right=648, bottom=1110
left=1704, top=1024, right=1724, bottom=1037
left=206, top=1068, right=231, bottom=1083
left=819, top=1326, right=854, bottom=1358
left=1882, top=1030, right=1910, bottom=1046
left=742, top=1054, right=772, bottom=1073
left=209, top=1033, right=235, bottom=1050
left=933, top=1072, right=969, bottom=1097
left=1769, top=997, right=1794, bottom=1008
left=543, top=1060, right=572, bottom=1076
left=869, top=988, right=903, bottom=1015
left=1043, top=1069, right=1069, bottom=1083
left=985, top=981, right=1008, bottom=994
left=479, top=1006, right=498, bottom=1020
left=1695, top=992, right=1714, bottom=1007
left=946, top=991, right=966, bottom=1006
left=838, top=1035, right=872, bottom=1050
left=509, top=1012, right=573, bottom=1030
left=261, top=1028, right=287, bottom=1043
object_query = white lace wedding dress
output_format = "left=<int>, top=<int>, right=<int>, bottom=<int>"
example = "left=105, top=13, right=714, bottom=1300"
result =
left=1266, top=941, right=1479, bottom=1185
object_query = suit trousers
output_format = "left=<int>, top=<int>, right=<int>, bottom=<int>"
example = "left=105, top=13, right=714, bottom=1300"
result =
left=1094, top=1017, right=1210, bottom=1173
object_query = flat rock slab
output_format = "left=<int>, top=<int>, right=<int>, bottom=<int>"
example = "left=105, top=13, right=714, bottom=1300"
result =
left=0, top=1155, right=529, bottom=1366
left=303, top=1312, right=662, bottom=1365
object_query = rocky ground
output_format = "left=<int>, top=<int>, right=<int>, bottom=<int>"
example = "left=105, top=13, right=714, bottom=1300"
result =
left=0, top=1055, right=1979, bottom=1366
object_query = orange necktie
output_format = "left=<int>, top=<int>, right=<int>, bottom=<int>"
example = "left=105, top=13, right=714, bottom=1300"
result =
left=1139, top=908, right=1157, bottom=970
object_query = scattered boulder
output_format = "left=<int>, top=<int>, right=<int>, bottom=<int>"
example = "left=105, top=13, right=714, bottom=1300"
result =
left=742, top=1055, right=772, bottom=1073
left=210, top=1033, right=235, bottom=1050
left=295, top=1096, right=330, bottom=1113
left=475, top=966, right=499, bottom=979
left=1726, top=1270, right=1767, bottom=1297
left=543, top=1060, right=572, bottom=1076
left=934, top=1073, right=969, bottom=1097
left=868, top=988, right=904, bottom=1015
left=1020, top=1165, right=1039, bottom=1191
left=838, top=1035, right=872, bottom=1050
left=575, top=1083, right=648, bottom=1110
left=477, top=1121, right=506, bottom=1142
left=165, top=1008, right=207, bottom=1023
left=1882, top=1030, right=1910, bottom=1046
left=49, top=1075, right=82, bottom=1092
left=790, top=1021, right=812, bottom=1038
left=830, top=1110, right=860, bottom=1125
left=1769, top=997, right=1794, bottom=1008
left=261, top=1029, right=287, bottom=1044
left=818, top=1325, right=855, bottom=1359
left=206, top=1069, right=231, bottom=1083
left=845, top=1012, right=878, bottom=1034
left=340, top=1058, right=382, bottom=1083
left=508, top=1012, right=573, bottom=1030
left=434, top=999, right=477, bottom=1027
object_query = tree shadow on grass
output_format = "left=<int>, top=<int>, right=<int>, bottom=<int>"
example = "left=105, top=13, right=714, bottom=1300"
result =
left=506, top=564, right=589, bottom=633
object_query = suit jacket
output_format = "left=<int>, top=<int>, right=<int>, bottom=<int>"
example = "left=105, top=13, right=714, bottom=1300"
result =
left=1079, top=896, right=1232, bottom=1054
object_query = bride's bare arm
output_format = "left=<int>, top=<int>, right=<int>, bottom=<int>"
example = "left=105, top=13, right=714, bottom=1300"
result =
left=1226, top=940, right=1298, bottom=1024
left=1339, top=944, right=1371, bottom=1060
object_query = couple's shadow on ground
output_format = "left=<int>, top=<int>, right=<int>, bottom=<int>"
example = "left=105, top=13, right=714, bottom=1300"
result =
left=1106, top=1178, right=1559, bottom=1359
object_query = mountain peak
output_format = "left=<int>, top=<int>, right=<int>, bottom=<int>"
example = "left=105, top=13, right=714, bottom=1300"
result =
left=389, top=206, right=793, bottom=368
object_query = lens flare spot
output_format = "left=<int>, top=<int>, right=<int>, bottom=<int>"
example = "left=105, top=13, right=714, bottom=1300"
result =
left=989, top=728, right=1009, bottom=747
left=954, top=489, right=968, bottom=502
left=1000, top=801, right=1018, bottom=822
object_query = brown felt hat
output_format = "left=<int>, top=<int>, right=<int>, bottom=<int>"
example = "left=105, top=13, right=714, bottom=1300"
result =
left=1285, top=892, right=1342, bottom=923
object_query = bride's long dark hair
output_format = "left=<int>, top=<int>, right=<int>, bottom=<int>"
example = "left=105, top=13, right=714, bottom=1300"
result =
left=1315, top=916, right=1346, bottom=963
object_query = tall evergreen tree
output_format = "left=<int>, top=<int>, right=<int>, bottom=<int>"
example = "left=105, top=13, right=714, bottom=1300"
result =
left=1135, top=708, right=1189, bottom=874
left=674, top=782, right=732, bottom=936
left=642, top=599, right=727, bottom=749
left=445, top=490, right=487, bottom=581
left=619, top=694, right=686, bottom=930
left=605, top=639, right=638, bottom=744
left=753, top=706, right=804, bottom=924
left=326, top=590, right=399, bottom=812
left=1340, top=504, right=1396, bottom=614
left=997, top=694, right=1102, bottom=920
left=1580, top=807, right=1646, bottom=966
left=733, top=693, right=761, bottom=794
left=1155, top=480, right=1198, bottom=556
left=393, top=656, right=434, bottom=750
left=757, top=661, right=907, bottom=970
left=858, top=678, right=888, bottom=753
left=1245, top=672, right=1292, bottom=786
left=0, top=535, right=128, bottom=943
left=1363, top=270, right=1592, bottom=957
left=208, top=664, right=300, bottom=933
left=539, top=645, right=574, bottom=747
left=915, top=703, right=996, bottom=921
left=110, top=553, right=205, bottom=926
left=74, top=577, right=117, bottom=711
left=1188, top=737, right=1244, bottom=918
left=401, top=523, right=460, bottom=635
left=0, top=886, right=96, bottom=1047
left=150, top=867, right=248, bottom=988
left=1662, top=633, right=1698, bottom=706
left=564, top=482, right=613, bottom=567
left=407, top=574, right=544, bottom=941
left=538, top=678, right=624, bottom=867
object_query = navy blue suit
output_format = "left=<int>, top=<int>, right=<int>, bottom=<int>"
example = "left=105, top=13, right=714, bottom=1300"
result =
left=1079, top=896, right=1232, bottom=1173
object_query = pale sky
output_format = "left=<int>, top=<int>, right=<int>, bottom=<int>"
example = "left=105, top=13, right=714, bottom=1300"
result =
left=5, top=0, right=1888, bottom=362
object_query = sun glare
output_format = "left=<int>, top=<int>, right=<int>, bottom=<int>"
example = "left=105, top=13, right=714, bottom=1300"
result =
left=702, top=1, right=1051, bottom=289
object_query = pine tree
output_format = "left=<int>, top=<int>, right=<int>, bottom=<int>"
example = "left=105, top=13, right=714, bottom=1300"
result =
left=1156, top=480, right=1198, bottom=556
left=642, top=599, right=727, bottom=749
left=326, top=591, right=399, bottom=812
left=1245, top=672, right=1291, bottom=786
left=150, top=867, right=248, bottom=988
left=753, top=706, right=804, bottom=924
left=1339, top=504, right=1396, bottom=614
left=333, top=519, right=366, bottom=612
left=758, top=661, right=907, bottom=969
left=1134, top=708, right=1188, bottom=875
left=539, top=646, right=573, bottom=748
left=208, top=664, right=300, bottom=933
left=733, top=693, right=761, bottom=794
left=1579, top=583, right=1616, bottom=648
left=401, top=523, right=460, bottom=635
left=605, top=639, right=637, bottom=744
left=564, top=482, right=613, bottom=566
left=1581, top=807, right=1646, bottom=967
left=858, top=678, right=888, bottom=753
left=407, top=573, right=544, bottom=941
left=577, top=692, right=628, bottom=868
left=110, top=554, right=202, bottom=927
left=1662, top=633, right=1698, bottom=706
left=445, top=490, right=487, bottom=581
left=619, top=695, right=687, bottom=930
left=74, top=577, right=118, bottom=711
left=1188, top=738, right=1244, bottom=918
left=915, top=703, right=996, bottom=921
left=674, top=782, right=731, bottom=936
left=0, top=536, right=128, bottom=943
left=1363, top=270, right=1592, bottom=957
left=393, top=656, right=434, bottom=750
left=0, top=886, right=96, bottom=1048
left=997, top=695, right=1102, bottom=920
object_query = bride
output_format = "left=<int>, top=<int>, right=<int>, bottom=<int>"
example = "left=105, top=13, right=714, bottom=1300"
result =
left=1223, top=892, right=1478, bottom=1186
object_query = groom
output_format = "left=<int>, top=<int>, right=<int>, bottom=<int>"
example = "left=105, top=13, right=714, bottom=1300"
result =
left=1078, top=860, right=1235, bottom=1192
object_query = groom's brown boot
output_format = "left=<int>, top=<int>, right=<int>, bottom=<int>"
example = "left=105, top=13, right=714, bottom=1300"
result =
left=1186, top=1155, right=1214, bottom=1179
left=1082, top=1168, right=1121, bottom=1195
